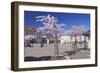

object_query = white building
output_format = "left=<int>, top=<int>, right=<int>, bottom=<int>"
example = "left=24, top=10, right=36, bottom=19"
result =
left=60, top=35, right=90, bottom=49
left=60, top=36, right=89, bottom=43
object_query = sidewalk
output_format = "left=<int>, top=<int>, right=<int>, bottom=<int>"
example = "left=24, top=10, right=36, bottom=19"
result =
left=24, top=44, right=90, bottom=60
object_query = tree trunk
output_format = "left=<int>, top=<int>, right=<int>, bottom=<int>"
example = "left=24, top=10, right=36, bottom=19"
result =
left=54, top=34, right=59, bottom=56
left=84, top=36, right=87, bottom=49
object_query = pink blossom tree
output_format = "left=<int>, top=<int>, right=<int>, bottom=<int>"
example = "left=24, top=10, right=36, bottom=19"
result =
left=36, top=14, right=63, bottom=56
left=65, top=25, right=85, bottom=50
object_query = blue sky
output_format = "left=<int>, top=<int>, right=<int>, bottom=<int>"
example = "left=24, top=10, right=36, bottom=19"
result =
left=24, top=11, right=90, bottom=32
